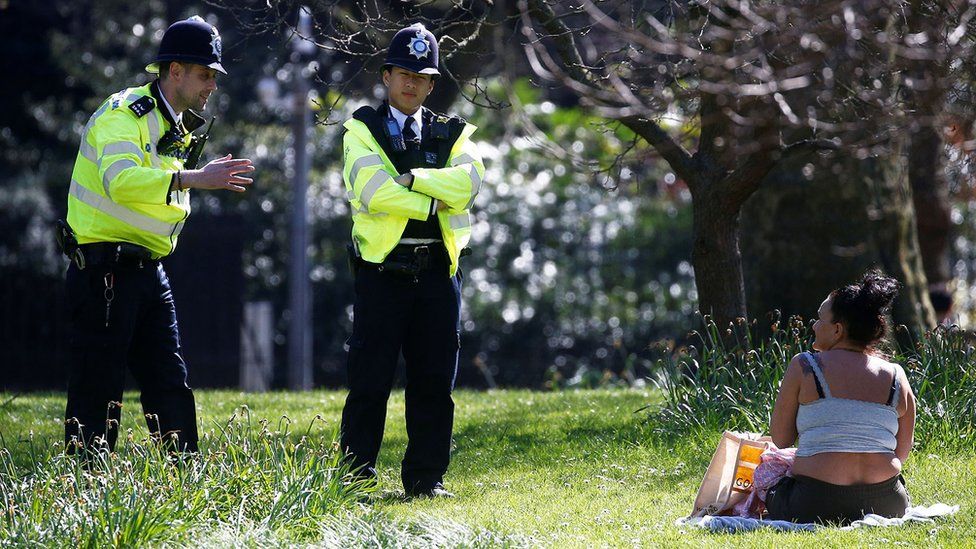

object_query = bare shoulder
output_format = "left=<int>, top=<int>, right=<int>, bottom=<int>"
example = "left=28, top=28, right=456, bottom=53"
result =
left=782, top=353, right=811, bottom=384
left=886, top=359, right=914, bottom=394
left=788, top=352, right=813, bottom=375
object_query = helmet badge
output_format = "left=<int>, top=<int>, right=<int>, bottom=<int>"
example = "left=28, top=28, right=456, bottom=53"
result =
left=407, top=30, right=430, bottom=60
left=210, top=28, right=222, bottom=61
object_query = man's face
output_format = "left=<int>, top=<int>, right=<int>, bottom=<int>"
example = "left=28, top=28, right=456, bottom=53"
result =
left=171, top=63, right=218, bottom=111
left=383, top=67, right=434, bottom=115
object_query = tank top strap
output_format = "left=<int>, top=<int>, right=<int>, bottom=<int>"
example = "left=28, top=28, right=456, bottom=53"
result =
left=802, top=352, right=832, bottom=399
left=887, top=365, right=901, bottom=407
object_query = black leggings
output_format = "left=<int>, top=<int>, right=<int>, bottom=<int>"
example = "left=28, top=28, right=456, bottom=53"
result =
left=766, top=474, right=910, bottom=525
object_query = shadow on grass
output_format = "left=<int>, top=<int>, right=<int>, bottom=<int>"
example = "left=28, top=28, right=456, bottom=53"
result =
left=371, top=408, right=717, bottom=488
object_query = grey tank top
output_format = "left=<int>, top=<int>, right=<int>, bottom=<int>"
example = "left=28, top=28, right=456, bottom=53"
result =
left=794, top=352, right=900, bottom=457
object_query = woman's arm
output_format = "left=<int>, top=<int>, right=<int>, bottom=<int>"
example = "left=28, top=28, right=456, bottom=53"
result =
left=894, top=364, right=916, bottom=464
left=770, top=355, right=804, bottom=449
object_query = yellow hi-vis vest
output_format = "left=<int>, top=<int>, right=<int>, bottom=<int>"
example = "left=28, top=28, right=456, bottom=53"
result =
left=67, top=83, right=192, bottom=259
left=342, top=115, right=485, bottom=277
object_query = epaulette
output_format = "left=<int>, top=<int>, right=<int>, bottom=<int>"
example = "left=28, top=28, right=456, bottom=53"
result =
left=428, top=110, right=466, bottom=141
left=127, top=96, right=156, bottom=118
left=429, top=109, right=466, bottom=125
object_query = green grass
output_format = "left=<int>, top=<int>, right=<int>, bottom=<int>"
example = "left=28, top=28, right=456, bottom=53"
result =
left=1, top=388, right=973, bottom=547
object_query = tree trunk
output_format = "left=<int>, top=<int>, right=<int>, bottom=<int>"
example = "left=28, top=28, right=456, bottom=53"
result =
left=691, top=186, right=748, bottom=329
left=908, top=125, right=951, bottom=289
left=869, top=138, right=936, bottom=337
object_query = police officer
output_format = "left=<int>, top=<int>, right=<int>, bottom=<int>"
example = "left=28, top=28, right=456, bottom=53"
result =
left=62, top=16, right=254, bottom=454
left=339, top=23, right=485, bottom=497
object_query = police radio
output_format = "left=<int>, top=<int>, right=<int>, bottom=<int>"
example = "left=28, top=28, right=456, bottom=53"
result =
left=383, top=117, right=406, bottom=152
left=184, top=117, right=216, bottom=169
left=155, top=116, right=215, bottom=169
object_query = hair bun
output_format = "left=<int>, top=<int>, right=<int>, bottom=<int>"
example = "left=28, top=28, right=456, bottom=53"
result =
left=858, top=269, right=899, bottom=314
left=830, top=268, right=899, bottom=347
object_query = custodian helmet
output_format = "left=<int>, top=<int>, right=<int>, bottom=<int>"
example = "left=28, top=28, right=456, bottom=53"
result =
left=383, top=23, right=440, bottom=76
left=146, top=16, right=227, bottom=75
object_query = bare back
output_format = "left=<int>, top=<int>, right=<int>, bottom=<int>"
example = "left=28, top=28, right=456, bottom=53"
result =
left=792, top=350, right=912, bottom=485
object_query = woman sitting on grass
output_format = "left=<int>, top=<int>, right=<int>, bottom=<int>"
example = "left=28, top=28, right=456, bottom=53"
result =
left=766, top=270, right=917, bottom=524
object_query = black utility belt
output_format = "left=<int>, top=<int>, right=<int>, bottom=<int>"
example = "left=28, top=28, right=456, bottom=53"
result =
left=77, top=242, right=157, bottom=268
left=366, top=244, right=448, bottom=276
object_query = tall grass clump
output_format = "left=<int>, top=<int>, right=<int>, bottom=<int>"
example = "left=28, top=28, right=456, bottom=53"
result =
left=904, top=326, right=976, bottom=451
left=650, top=315, right=808, bottom=436
left=0, top=406, right=369, bottom=547
left=651, top=316, right=976, bottom=451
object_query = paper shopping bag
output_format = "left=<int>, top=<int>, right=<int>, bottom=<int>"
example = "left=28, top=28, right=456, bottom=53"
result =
left=690, top=430, right=771, bottom=517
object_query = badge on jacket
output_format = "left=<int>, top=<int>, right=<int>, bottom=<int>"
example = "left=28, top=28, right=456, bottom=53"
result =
left=128, top=96, right=156, bottom=118
left=425, top=152, right=438, bottom=165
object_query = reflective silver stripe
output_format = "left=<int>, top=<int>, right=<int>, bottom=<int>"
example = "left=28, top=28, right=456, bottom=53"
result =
left=349, top=154, right=384, bottom=185
left=79, top=102, right=112, bottom=163
left=173, top=220, right=186, bottom=238
left=145, top=111, right=162, bottom=168
left=346, top=190, right=356, bottom=201
left=103, top=141, right=143, bottom=158
left=359, top=170, right=391, bottom=211
left=69, top=179, right=180, bottom=236
left=450, top=153, right=475, bottom=167
left=399, top=238, right=442, bottom=245
left=355, top=204, right=387, bottom=216
left=79, top=93, right=157, bottom=167
left=80, top=141, right=97, bottom=163
left=102, top=159, right=138, bottom=198
left=464, top=165, right=483, bottom=210
left=449, top=213, right=471, bottom=230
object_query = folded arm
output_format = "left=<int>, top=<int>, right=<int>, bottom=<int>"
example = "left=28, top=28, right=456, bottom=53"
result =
left=343, top=132, right=432, bottom=220
left=407, top=138, right=485, bottom=211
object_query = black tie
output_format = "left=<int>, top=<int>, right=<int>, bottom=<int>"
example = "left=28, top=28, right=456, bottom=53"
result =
left=403, top=118, right=419, bottom=149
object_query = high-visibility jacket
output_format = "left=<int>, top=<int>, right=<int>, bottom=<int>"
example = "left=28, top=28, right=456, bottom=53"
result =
left=67, top=83, right=193, bottom=259
left=342, top=112, right=485, bottom=276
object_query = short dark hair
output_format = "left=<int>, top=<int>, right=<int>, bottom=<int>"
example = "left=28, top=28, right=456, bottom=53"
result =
left=830, top=269, right=900, bottom=347
left=381, top=65, right=437, bottom=82
left=159, top=61, right=188, bottom=81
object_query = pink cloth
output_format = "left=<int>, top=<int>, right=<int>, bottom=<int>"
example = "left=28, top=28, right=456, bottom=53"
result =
left=733, top=446, right=797, bottom=518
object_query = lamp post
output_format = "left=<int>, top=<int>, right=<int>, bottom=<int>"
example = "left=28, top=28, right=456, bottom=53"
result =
left=287, top=6, right=315, bottom=390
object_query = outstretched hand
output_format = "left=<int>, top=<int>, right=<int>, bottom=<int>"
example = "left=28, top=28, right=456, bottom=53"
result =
left=183, top=154, right=255, bottom=192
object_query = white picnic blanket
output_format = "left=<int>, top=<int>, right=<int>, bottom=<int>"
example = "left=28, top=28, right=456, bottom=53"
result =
left=677, top=503, right=959, bottom=533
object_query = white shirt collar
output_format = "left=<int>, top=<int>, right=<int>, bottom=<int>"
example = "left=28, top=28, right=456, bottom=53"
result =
left=388, top=104, right=423, bottom=136
left=157, top=85, right=183, bottom=127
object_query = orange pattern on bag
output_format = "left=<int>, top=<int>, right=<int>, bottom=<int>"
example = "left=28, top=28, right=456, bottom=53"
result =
left=732, top=444, right=764, bottom=493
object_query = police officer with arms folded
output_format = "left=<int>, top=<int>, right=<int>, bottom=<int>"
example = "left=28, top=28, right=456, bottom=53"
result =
left=59, top=16, right=254, bottom=454
left=339, top=23, right=486, bottom=498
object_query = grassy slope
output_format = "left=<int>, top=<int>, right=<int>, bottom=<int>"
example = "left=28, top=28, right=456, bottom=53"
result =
left=1, top=389, right=973, bottom=547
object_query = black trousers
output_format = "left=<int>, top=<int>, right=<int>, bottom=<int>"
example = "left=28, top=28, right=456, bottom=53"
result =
left=339, top=259, right=461, bottom=494
left=63, top=260, right=198, bottom=453
left=766, top=474, right=910, bottom=524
